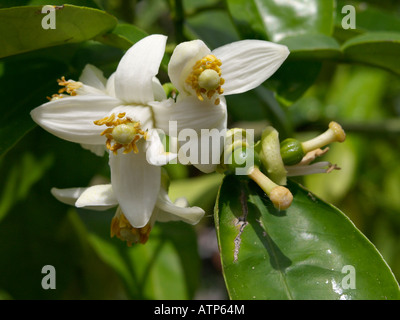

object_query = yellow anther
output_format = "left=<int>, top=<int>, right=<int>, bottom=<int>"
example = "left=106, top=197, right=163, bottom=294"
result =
left=186, top=54, right=224, bottom=105
left=57, top=76, right=82, bottom=96
left=47, top=93, right=65, bottom=101
left=111, top=209, right=152, bottom=245
left=94, top=113, right=147, bottom=155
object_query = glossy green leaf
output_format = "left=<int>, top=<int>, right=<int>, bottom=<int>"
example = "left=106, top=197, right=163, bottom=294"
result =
left=279, top=33, right=341, bottom=60
left=186, top=9, right=240, bottom=49
left=342, top=32, right=400, bottom=75
left=95, top=23, right=148, bottom=51
left=224, top=0, right=268, bottom=40
left=0, top=0, right=100, bottom=9
left=227, top=0, right=335, bottom=42
left=0, top=5, right=117, bottom=58
left=265, top=60, right=323, bottom=106
left=215, top=175, right=400, bottom=299
left=334, top=1, right=400, bottom=42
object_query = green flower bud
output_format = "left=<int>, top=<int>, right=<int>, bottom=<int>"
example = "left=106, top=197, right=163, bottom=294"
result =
left=225, top=147, right=260, bottom=176
left=280, top=138, right=305, bottom=166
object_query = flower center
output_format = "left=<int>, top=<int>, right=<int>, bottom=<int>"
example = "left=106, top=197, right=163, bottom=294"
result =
left=186, top=54, right=225, bottom=105
left=94, top=112, right=147, bottom=155
left=111, top=208, right=152, bottom=245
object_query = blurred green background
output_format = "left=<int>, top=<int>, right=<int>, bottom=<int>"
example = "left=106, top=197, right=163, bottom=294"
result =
left=0, top=0, right=399, bottom=299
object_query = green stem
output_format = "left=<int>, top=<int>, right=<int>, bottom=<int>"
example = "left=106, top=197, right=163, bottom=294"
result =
left=171, top=0, right=186, bottom=43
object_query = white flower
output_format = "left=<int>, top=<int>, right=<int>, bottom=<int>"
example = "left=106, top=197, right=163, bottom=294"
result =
left=51, top=182, right=204, bottom=245
left=31, top=35, right=183, bottom=238
left=157, top=39, right=289, bottom=173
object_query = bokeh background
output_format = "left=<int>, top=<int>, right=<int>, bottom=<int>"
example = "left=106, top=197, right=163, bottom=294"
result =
left=0, top=0, right=399, bottom=299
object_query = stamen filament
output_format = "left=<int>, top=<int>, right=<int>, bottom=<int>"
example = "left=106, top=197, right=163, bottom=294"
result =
left=248, top=166, right=293, bottom=210
left=302, top=122, right=346, bottom=153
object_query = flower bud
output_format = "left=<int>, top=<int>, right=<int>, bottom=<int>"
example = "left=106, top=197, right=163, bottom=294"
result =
left=225, top=146, right=261, bottom=176
left=280, top=138, right=305, bottom=166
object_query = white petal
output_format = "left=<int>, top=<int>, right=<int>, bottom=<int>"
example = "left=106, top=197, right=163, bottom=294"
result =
left=114, top=34, right=167, bottom=104
left=30, top=95, right=120, bottom=145
left=155, top=188, right=205, bottom=225
left=152, top=77, right=167, bottom=101
left=148, top=98, right=174, bottom=133
left=146, top=129, right=178, bottom=166
left=78, top=64, right=107, bottom=92
left=77, top=84, right=107, bottom=96
left=168, top=40, right=211, bottom=95
left=212, top=40, right=289, bottom=95
left=109, top=149, right=161, bottom=228
left=51, top=186, right=117, bottom=211
left=75, top=184, right=118, bottom=209
left=51, top=187, right=85, bottom=206
left=106, top=72, right=116, bottom=98
left=182, top=113, right=227, bottom=174
left=151, top=95, right=227, bottom=134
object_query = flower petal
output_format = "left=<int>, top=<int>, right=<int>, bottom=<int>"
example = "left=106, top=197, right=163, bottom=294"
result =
left=152, top=77, right=167, bottom=102
left=155, top=188, right=205, bottom=225
left=168, top=39, right=211, bottom=95
left=109, top=148, right=161, bottom=228
left=106, top=72, right=116, bottom=98
left=31, top=95, right=120, bottom=145
left=78, top=64, right=107, bottom=92
left=51, top=187, right=86, bottom=206
left=181, top=111, right=227, bottom=173
left=75, top=184, right=118, bottom=209
left=151, top=95, right=227, bottom=134
left=51, top=185, right=117, bottom=211
left=114, top=34, right=167, bottom=104
left=146, top=129, right=178, bottom=166
left=212, top=40, right=289, bottom=95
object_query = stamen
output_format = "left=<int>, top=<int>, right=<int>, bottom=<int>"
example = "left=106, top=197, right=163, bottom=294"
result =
left=47, top=93, right=65, bottom=101
left=94, top=112, right=146, bottom=155
left=57, top=76, right=82, bottom=96
left=186, top=54, right=224, bottom=105
left=111, top=208, right=152, bottom=245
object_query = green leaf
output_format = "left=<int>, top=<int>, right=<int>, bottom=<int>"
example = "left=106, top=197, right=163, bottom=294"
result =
left=186, top=9, right=240, bottom=49
left=265, top=60, right=323, bottom=106
left=0, top=5, right=117, bottom=58
left=334, top=1, right=400, bottom=42
left=227, top=0, right=335, bottom=42
left=342, top=32, right=400, bottom=75
left=215, top=175, right=400, bottom=299
left=0, top=0, right=100, bottom=9
left=279, top=33, right=341, bottom=60
left=86, top=220, right=201, bottom=299
left=94, top=23, right=148, bottom=51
